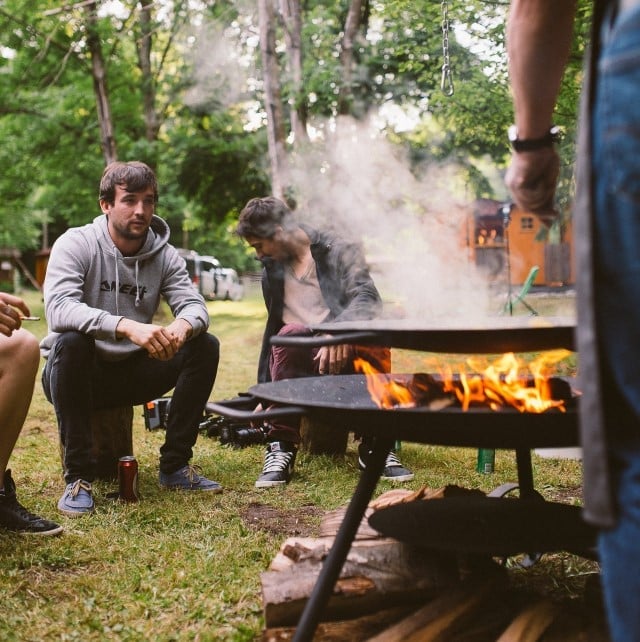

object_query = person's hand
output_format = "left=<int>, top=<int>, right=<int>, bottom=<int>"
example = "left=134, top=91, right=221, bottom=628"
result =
left=0, top=293, right=29, bottom=337
left=505, top=147, right=561, bottom=227
left=165, top=318, right=193, bottom=352
left=314, top=343, right=354, bottom=375
left=116, top=318, right=179, bottom=360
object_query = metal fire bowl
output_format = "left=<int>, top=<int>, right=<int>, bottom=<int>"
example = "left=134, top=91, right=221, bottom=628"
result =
left=368, top=496, right=597, bottom=557
left=244, top=374, right=579, bottom=450
left=270, top=317, right=576, bottom=353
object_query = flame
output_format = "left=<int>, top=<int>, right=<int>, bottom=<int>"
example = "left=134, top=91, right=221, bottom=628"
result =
left=354, top=350, right=571, bottom=413
left=354, top=358, right=416, bottom=409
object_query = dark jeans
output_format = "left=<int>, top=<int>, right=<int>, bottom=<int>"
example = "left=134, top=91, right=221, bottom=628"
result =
left=266, top=323, right=390, bottom=444
left=42, top=331, right=219, bottom=482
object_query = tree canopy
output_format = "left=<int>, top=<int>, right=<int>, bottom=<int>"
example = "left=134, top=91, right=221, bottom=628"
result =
left=0, top=0, right=590, bottom=270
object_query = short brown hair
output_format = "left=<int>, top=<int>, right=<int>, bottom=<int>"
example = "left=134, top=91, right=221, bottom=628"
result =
left=236, top=196, right=294, bottom=239
left=99, top=161, right=159, bottom=205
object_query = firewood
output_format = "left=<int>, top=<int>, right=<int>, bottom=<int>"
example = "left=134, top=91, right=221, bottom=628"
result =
left=496, top=599, right=557, bottom=642
left=365, top=577, right=506, bottom=642
left=261, top=605, right=417, bottom=641
left=261, top=536, right=458, bottom=627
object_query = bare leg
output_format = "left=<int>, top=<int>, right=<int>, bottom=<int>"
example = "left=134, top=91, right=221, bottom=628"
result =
left=0, top=328, right=40, bottom=480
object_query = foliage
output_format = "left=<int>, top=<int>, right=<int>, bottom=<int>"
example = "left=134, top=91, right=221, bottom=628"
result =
left=0, top=0, right=592, bottom=254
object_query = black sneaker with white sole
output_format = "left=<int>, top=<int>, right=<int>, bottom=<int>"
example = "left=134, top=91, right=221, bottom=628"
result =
left=0, top=470, right=63, bottom=536
left=358, top=444, right=415, bottom=482
left=255, top=441, right=297, bottom=488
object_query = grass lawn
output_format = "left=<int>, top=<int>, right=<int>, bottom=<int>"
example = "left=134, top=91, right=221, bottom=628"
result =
left=0, top=283, right=596, bottom=641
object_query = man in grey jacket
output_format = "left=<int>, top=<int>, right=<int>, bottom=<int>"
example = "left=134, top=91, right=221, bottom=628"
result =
left=41, top=161, right=221, bottom=517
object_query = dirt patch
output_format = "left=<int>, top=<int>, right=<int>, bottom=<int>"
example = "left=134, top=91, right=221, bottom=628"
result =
left=241, top=502, right=324, bottom=537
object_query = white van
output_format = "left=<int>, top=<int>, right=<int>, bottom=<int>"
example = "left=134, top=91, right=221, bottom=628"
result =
left=177, top=249, right=243, bottom=301
left=216, top=267, right=244, bottom=301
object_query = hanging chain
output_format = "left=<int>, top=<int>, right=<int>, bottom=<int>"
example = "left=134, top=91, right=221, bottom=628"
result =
left=440, top=0, right=454, bottom=96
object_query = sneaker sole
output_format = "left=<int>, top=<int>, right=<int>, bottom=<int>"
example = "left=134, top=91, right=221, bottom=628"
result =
left=18, top=525, right=64, bottom=536
left=57, top=506, right=95, bottom=518
left=255, top=479, right=288, bottom=488
left=160, top=484, right=223, bottom=493
left=381, top=472, right=415, bottom=482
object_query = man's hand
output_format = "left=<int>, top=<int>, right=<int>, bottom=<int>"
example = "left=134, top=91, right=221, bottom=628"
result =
left=314, top=343, right=354, bottom=375
left=505, top=146, right=561, bottom=228
left=165, top=318, right=193, bottom=350
left=0, top=293, right=29, bottom=337
left=116, top=318, right=180, bottom=361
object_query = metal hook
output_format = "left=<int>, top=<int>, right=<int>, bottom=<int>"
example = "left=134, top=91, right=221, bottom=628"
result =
left=441, top=64, right=454, bottom=97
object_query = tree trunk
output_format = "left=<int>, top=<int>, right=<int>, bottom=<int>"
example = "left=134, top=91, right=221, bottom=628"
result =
left=137, top=0, right=160, bottom=146
left=337, top=0, right=366, bottom=117
left=85, top=1, right=117, bottom=164
left=258, top=0, right=288, bottom=199
left=279, top=0, right=308, bottom=145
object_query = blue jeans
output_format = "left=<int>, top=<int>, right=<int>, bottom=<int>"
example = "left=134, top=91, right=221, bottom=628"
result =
left=592, top=6, right=640, bottom=641
left=42, top=331, right=219, bottom=481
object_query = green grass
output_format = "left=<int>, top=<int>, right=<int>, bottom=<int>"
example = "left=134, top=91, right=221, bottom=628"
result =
left=0, top=284, right=593, bottom=641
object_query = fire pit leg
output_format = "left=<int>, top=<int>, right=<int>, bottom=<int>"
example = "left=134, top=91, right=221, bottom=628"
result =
left=515, top=448, right=537, bottom=499
left=292, top=433, right=395, bottom=642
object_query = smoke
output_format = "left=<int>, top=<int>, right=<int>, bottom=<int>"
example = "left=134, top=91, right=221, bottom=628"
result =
left=184, top=17, right=495, bottom=323
left=287, top=117, right=493, bottom=322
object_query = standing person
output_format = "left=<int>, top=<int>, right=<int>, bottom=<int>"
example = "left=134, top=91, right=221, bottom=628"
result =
left=41, top=161, right=222, bottom=517
left=505, top=2, right=640, bottom=639
left=0, top=294, right=62, bottom=535
left=236, top=196, right=414, bottom=488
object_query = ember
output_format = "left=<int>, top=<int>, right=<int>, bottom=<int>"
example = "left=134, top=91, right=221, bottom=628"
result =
left=353, top=349, right=572, bottom=413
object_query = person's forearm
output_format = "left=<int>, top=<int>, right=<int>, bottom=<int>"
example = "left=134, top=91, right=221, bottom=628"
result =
left=507, top=0, right=577, bottom=138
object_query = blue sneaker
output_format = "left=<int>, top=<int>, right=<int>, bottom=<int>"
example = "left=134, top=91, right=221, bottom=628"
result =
left=159, top=465, right=222, bottom=492
left=58, top=480, right=94, bottom=517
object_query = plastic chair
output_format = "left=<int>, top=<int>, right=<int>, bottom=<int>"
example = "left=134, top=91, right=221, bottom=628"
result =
left=502, top=265, right=539, bottom=316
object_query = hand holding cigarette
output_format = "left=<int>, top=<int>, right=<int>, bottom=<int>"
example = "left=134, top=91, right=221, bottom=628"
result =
left=0, top=293, right=36, bottom=336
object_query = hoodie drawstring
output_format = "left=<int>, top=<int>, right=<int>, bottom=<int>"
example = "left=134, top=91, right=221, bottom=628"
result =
left=113, top=246, right=142, bottom=309
left=134, top=260, right=141, bottom=307
left=113, top=249, right=120, bottom=315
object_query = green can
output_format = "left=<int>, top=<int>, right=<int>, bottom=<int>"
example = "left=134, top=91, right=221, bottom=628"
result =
left=476, top=448, right=495, bottom=474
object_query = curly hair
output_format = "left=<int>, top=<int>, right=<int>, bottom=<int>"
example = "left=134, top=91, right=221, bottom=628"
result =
left=236, top=196, right=296, bottom=239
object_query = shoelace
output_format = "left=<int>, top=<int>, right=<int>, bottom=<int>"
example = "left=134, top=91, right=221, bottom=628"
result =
left=2, top=494, right=40, bottom=521
left=384, top=451, right=403, bottom=468
left=68, top=480, right=92, bottom=497
left=262, top=449, right=294, bottom=474
left=183, top=464, right=204, bottom=483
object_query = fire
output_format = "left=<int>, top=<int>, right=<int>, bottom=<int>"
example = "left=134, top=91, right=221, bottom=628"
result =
left=354, top=349, right=571, bottom=413
left=354, top=358, right=416, bottom=409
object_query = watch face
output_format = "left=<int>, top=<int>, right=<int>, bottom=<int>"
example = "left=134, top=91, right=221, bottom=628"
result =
left=508, top=125, right=518, bottom=143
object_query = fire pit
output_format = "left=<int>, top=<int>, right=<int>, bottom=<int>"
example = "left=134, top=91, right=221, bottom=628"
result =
left=208, top=316, right=589, bottom=642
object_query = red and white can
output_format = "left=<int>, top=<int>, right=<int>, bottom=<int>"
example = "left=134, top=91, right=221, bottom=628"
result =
left=118, top=455, right=139, bottom=502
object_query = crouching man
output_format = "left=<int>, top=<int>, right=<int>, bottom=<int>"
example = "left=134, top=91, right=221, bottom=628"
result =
left=41, top=161, right=221, bottom=517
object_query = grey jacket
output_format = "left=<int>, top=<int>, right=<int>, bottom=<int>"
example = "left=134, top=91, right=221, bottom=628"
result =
left=41, top=215, right=209, bottom=362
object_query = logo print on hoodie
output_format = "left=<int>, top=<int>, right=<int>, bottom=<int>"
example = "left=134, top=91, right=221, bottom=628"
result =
left=100, top=281, right=148, bottom=300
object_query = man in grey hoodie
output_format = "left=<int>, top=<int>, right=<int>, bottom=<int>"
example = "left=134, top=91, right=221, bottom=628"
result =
left=41, top=161, right=221, bottom=517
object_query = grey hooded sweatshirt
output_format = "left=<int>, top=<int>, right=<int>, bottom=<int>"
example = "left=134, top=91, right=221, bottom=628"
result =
left=40, top=214, right=209, bottom=362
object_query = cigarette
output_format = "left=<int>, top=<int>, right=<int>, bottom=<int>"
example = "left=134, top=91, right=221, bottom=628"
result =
left=20, top=316, right=41, bottom=321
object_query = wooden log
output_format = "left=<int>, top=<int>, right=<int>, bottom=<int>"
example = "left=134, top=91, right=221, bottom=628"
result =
left=59, top=406, right=134, bottom=481
left=261, top=605, right=416, bottom=642
left=261, top=535, right=459, bottom=627
left=366, top=577, right=509, bottom=642
left=496, top=600, right=557, bottom=642
left=299, top=416, right=348, bottom=456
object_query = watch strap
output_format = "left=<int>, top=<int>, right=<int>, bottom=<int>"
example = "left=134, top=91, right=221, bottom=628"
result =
left=509, top=125, right=560, bottom=152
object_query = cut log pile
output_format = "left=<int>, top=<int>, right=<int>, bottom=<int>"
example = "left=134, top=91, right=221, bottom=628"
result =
left=260, top=486, right=609, bottom=642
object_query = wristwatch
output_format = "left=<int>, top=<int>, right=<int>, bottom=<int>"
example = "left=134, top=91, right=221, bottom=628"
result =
left=508, top=125, right=560, bottom=152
